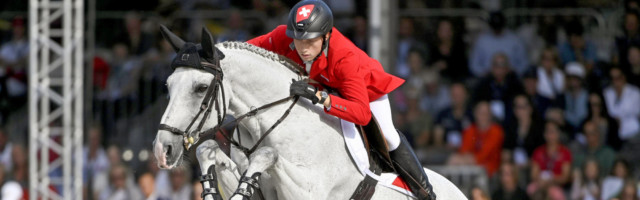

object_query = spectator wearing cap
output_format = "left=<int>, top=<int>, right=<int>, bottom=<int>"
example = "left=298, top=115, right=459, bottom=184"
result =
left=563, top=62, right=589, bottom=131
left=536, top=47, right=565, bottom=100
left=625, top=45, right=640, bottom=87
left=418, top=70, right=451, bottom=119
left=473, top=52, right=524, bottom=122
left=470, top=11, right=529, bottom=77
left=603, top=67, right=640, bottom=141
left=558, top=20, right=598, bottom=67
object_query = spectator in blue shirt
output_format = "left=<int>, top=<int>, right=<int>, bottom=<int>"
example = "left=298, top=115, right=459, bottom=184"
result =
left=563, top=62, right=589, bottom=132
left=470, top=12, right=529, bottom=77
left=558, top=20, right=598, bottom=68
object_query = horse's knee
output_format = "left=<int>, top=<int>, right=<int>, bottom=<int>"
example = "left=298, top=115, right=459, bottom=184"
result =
left=250, top=146, right=278, bottom=166
left=196, top=140, right=220, bottom=162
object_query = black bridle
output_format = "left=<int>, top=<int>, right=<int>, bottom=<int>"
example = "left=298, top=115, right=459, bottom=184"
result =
left=159, top=55, right=304, bottom=157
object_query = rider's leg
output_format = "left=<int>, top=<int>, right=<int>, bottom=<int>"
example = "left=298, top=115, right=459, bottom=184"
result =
left=369, top=95, right=401, bottom=150
left=370, top=95, right=436, bottom=200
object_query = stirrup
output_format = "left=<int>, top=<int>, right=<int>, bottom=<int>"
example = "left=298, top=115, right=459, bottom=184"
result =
left=200, top=166, right=223, bottom=200
left=233, top=172, right=262, bottom=200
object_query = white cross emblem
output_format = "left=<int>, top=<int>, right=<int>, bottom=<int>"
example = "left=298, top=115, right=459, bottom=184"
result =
left=299, top=7, right=311, bottom=17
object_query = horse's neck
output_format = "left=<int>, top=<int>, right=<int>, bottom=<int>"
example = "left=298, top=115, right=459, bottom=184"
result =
left=220, top=47, right=305, bottom=135
left=219, top=46, right=365, bottom=197
left=219, top=46, right=346, bottom=147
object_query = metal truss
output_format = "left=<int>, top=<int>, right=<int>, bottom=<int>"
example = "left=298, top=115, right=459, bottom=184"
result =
left=28, top=0, right=84, bottom=199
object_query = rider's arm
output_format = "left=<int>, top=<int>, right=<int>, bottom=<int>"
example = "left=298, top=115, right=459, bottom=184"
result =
left=315, top=91, right=332, bottom=109
left=247, top=25, right=289, bottom=55
left=323, top=53, right=372, bottom=126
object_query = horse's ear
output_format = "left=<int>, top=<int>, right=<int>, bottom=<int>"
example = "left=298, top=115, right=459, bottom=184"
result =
left=159, top=24, right=185, bottom=52
left=201, top=27, right=216, bottom=60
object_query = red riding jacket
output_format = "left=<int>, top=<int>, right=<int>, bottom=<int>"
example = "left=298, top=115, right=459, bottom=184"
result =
left=248, top=25, right=404, bottom=125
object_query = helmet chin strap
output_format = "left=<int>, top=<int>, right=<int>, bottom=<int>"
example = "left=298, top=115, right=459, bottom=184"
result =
left=311, top=32, right=331, bottom=62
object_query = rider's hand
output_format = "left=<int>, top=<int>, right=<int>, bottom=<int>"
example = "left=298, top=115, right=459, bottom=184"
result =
left=290, top=79, right=319, bottom=104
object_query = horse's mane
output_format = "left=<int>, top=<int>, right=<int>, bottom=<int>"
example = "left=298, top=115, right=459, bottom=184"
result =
left=218, top=41, right=307, bottom=77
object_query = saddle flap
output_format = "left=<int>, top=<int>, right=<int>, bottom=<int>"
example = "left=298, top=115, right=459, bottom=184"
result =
left=355, top=115, right=394, bottom=172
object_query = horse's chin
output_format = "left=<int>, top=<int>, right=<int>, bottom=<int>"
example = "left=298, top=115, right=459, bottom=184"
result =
left=158, top=151, right=184, bottom=169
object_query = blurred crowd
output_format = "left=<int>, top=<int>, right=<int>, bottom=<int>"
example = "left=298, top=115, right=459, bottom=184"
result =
left=1, top=0, right=640, bottom=199
left=392, top=1, right=640, bottom=200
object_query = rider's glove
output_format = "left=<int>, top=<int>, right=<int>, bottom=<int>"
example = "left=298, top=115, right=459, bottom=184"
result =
left=290, top=79, right=319, bottom=104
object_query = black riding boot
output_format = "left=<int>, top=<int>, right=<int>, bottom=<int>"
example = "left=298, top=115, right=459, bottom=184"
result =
left=389, top=131, right=436, bottom=200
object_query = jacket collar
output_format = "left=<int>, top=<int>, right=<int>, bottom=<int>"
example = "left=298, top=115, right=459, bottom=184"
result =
left=289, top=41, right=329, bottom=79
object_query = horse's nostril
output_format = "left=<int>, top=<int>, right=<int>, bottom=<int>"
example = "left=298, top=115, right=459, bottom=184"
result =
left=166, top=145, right=172, bottom=156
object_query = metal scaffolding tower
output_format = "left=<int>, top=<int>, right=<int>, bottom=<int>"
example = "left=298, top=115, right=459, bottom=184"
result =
left=29, top=0, right=84, bottom=199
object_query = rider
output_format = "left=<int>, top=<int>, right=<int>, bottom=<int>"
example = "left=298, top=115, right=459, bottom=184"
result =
left=247, top=1, right=435, bottom=199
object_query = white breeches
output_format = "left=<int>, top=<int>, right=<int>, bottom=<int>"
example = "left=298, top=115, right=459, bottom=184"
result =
left=370, top=95, right=400, bottom=151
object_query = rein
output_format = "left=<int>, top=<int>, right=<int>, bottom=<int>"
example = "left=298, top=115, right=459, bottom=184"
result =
left=159, top=53, right=306, bottom=158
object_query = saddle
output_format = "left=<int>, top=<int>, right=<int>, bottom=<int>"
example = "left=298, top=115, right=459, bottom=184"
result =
left=355, top=115, right=394, bottom=173
left=349, top=115, right=397, bottom=200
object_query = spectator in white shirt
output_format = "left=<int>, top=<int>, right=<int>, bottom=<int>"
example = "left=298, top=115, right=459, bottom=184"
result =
left=603, top=67, right=640, bottom=140
left=537, top=48, right=565, bottom=100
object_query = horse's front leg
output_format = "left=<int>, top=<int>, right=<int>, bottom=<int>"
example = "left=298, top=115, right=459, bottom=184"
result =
left=230, top=146, right=278, bottom=200
left=196, top=140, right=242, bottom=200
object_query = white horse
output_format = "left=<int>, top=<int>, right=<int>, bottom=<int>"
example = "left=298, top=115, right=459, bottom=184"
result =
left=152, top=26, right=466, bottom=200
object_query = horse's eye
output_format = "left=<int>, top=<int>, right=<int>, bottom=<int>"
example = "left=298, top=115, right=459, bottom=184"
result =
left=166, top=94, right=170, bottom=100
left=195, top=84, right=209, bottom=93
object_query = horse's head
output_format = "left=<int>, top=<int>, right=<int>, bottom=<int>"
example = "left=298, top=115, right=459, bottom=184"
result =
left=153, top=25, right=227, bottom=169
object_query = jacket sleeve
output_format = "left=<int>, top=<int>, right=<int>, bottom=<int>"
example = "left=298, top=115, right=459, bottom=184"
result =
left=324, top=53, right=372, bottom=125
left=247, top=25, right=287, bottom=53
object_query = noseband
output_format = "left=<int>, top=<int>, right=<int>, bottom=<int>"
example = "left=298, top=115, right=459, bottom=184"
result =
left=159, top=45, right=303, bottom=157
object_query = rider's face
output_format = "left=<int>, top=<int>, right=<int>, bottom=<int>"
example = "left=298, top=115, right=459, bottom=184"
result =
left=293, top=34, right=326, bottom=62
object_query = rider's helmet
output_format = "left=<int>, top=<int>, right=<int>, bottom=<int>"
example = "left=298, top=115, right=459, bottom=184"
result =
left=286, top=0, right=333, bottom=40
